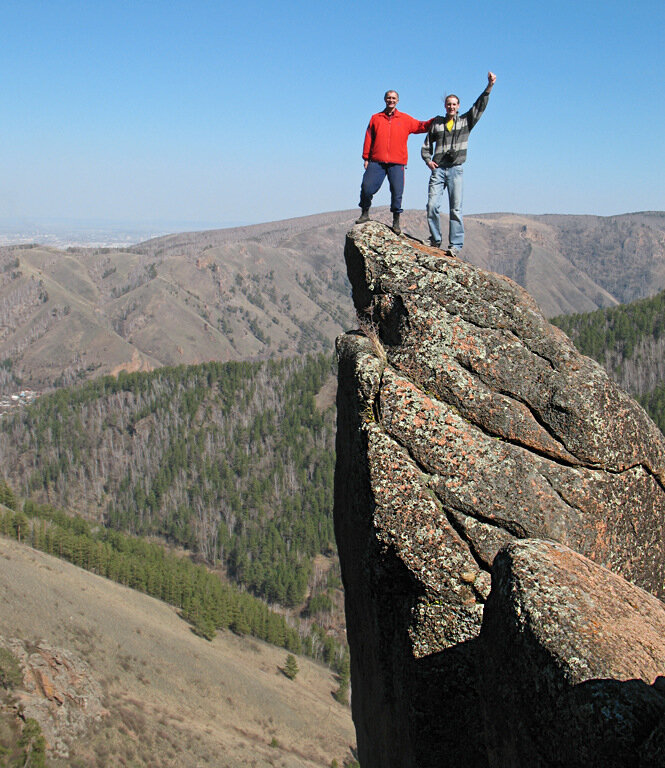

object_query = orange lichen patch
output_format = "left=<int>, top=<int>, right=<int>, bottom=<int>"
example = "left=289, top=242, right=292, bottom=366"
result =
left=450, top=324, right=484, bottom=356
left=593, top=519, right=609, bottom=555
left=34, top=668, right=57, bottom=701
left=583, top=617, right=603, bottom=635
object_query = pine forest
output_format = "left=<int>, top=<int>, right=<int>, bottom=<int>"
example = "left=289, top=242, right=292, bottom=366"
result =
left=0, top=353, right=346, bottom=669
left=551, top=287, right=665, bottom=432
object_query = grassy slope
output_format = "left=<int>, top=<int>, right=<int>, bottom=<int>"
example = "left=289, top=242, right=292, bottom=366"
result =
left=0, top=536, right=355, bottom=768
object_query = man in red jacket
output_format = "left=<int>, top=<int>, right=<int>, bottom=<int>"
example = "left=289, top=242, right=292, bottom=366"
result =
left=356, top=90, right=432, bottom=234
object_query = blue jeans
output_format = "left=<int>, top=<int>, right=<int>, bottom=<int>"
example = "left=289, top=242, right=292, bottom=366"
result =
left=426, top=165, right=464, bottom=248
left=359, top=161, right=405, bottom=213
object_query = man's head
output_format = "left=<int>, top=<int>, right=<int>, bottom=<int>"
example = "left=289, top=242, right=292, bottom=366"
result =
left=384, top=90, right=399, bottom=114
left=444, top=94, right=460, bottom=118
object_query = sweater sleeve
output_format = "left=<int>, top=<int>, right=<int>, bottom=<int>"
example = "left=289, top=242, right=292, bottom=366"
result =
left=465, top=90, right=490, bottom=131
left=421, top=126, right=434, bottom=164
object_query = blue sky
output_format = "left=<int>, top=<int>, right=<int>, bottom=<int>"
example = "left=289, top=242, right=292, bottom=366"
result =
left=1, top=0, right=664, bottom=229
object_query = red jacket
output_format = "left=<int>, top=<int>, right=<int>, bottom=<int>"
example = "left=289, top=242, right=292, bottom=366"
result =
left=362, top=109, right=432, bottom=165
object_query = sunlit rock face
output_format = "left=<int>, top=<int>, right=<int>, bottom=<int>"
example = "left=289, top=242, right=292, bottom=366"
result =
left=479, top=539, right=665, bottom=768
left=334, top=222, right=665, bottom=768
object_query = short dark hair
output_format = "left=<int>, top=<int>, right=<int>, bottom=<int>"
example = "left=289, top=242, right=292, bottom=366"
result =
left=445, top=94, right=460, bottom=105
left=384, top=90, right=399, bottom=100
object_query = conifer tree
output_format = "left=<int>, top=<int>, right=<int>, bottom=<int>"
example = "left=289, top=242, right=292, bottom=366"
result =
left=283, top=653, right=299, bottom=680
left=18, top=718, right=46, bottom=768
left=333, top=649, right=351, bottom=705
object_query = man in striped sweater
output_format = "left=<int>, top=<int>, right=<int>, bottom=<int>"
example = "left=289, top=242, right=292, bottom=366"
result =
left=422, top=71, right=496, bottom=256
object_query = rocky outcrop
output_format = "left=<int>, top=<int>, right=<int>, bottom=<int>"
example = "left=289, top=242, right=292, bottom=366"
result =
left=334, top=222, right=665, bottom=767
left=480, top=539, right=665, bottom=767
left=1, top=636, right=106, bottom=759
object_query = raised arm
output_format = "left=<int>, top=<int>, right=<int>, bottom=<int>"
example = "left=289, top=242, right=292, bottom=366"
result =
left=466, top=71, right=496, bottom=129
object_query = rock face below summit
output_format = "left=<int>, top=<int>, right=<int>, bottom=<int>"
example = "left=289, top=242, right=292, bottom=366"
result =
left=334, top=223, right=665, bottom=768
left=480, top=539, right=665, bottom=767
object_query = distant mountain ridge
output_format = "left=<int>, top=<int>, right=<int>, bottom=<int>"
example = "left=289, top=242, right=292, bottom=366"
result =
left=1, top=209, right=664, bottom=391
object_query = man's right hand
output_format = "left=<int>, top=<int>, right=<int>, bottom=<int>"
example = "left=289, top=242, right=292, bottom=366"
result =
left=363, top=160, right=368, bottom=169
left=427, top=161, right=438, bottom=170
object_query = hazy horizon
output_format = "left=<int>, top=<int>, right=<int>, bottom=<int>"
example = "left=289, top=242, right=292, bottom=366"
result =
left=0, top=216, right=250, bottom=248
left=2, top=206, right=664, bottom=250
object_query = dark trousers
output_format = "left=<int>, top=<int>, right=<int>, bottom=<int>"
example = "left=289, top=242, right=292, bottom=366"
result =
left=359, top=161, right=405, bottom=213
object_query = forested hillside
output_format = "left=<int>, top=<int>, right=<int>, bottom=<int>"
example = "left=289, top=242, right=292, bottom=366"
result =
left=0, top=354, right=337, bottom=612
left=551, top=288, right=665, bottom=432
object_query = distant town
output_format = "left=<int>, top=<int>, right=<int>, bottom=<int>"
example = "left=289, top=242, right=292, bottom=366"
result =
left=0, top=389, right=40, bottom=417
left=0, top=218, right=231, bottom=249
left=0, top=222, right=171, bottom=249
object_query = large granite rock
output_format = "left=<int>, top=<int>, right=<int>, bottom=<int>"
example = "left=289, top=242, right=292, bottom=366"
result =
left=480, top=539, right=665, bottom=767
left=334, top=222, right=665, bottom=767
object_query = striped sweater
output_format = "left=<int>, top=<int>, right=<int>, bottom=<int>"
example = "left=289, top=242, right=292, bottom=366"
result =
left=421, top=89, right=490, bottom=167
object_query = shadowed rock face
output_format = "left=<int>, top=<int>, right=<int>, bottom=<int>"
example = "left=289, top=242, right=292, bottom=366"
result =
left=334, top=222, right=665, bottom=767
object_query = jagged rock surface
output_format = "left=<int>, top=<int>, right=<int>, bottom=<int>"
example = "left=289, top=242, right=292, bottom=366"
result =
left=1, top=636, right=106, bottom=758
left=480, top=539, right=665, bottom=767
left=334, top=222, right=665, bottom=767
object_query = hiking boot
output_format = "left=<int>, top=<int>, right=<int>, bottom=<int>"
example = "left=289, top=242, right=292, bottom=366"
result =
left=356, top=209, right=370, bottom=224
left=446, top=246, right=460, bottom=258
left=428, top=237, right=441, bottom=248
left=392, top=213, right=401, bottom=235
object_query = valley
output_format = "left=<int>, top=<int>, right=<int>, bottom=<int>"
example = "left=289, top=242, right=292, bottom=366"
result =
left=3, top=208, right=665, bottom=765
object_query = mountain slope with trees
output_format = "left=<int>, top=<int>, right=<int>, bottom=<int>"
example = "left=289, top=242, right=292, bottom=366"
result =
left=0, top=354, right=338, bottom=614
left=0, top=496, right=346, bottom=668
left=0, top=535, right=356, bottom=767
left=551, top=287, right=665, bottom=432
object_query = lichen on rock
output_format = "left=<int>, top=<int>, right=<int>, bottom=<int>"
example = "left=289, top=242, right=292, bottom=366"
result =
left=335, top=222, right=665, bottom=767
left=1, top=635, right=106, bottom=759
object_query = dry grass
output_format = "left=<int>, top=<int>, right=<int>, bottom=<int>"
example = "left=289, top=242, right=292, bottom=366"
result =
left=0, top=536, right=356, bottom=767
